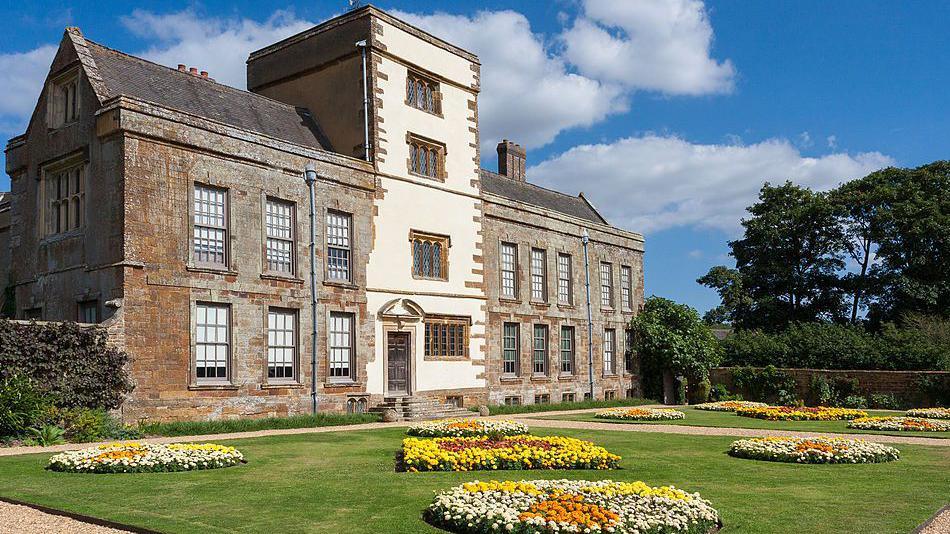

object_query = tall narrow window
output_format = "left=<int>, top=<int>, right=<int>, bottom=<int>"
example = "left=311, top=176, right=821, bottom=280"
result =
left=195, top=303, right=229, bottom=382
left=411, top=231, right=448, bottom=280
left=532, top=324, right=548, bottom=375
left=621, top=265, right=633, bottom=310
left=193, top=184, right=228, bottom=267
left=47, top=164, right=84, bottom=235
left=425, top=316, right=469, bottom=358
left=267, top=308, right=297, bottom=381
left=265, top=198, right=294, bottom=274
left=502, top=322, right=519, bottom=376
left=530, top=248, right=546, bottom=301
left=624, top=328, right=635, bottom=374
left=329, top=312, right=355, bottom=381
left=600, top=262, right=614, bottom=308
left=49, top=72, right=79, bottom=128
left=560, top=326, right=574, bottom=375
left=603, top=328, right=616, bottom=375
left=407, top=135, right=445, bottom=180
left=557, top=253, right=572, bottom=304
left=326, top=211, right=352, bottom=281
left=78, top=300, right=98, bottom=323
left=406, top=72, right=441, bottom=115
left=500, top=242, right=518, bottom=299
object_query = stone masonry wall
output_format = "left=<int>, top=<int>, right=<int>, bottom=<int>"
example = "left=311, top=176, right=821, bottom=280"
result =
left=481, top=194, right=645, bottom=405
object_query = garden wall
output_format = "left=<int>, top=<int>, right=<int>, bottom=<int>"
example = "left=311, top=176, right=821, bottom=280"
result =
left=710, top=367, right=950, bottom=407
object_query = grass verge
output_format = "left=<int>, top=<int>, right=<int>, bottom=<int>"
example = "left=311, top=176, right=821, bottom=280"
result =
left=138, top=412, right=380, bottom=437
left=481, top=397, right=655, bottom=416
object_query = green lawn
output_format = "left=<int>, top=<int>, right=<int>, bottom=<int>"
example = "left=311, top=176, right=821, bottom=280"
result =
left=0, top=426, right=947, bottom=533
left=537, top=407, right=950, bottom=439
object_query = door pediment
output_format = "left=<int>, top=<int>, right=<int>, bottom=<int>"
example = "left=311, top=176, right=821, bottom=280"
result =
left=378, top=298, right=425, bottom=324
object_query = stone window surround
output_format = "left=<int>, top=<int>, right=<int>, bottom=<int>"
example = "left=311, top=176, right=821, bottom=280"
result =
left=499, top=240, right=519, bottom=301
left=261, top=195, right=297, bottom=278
left=77, top=299, right=99, bottom=323
left=39, top=152, right=87, bottom=240
left=410, top=229, right=450, bottom=281
left=47, top=67, right=80, bottom=130
left=188, top=181, right=233, bottom=274
left=620, top=264, right=633, bottom=311
left=532, top=323, right=548, bottom=376
left=423, top=314, right=471, bottom=361
left=556, top=252, right=573, bottom=306
left=189, top=300, right=235, bottom=389
left=530, top=248, right=548, bottom=303
left=405, top=69, right=443, bottom=117
left=326, top=209, right=353, bottom=284
left=406, top=132, right=447, bottom=182
left=327, top=310, right=357, bottom=385
left=325, top=302, right=365, bottom=389
left=600, top=261, right=614, bottom=310
left=603, top=327, right=617, bottom=377
left=264, top=306, right=301, bottom=385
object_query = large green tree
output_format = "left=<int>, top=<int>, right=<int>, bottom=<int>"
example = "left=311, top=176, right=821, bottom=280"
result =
left=696, top=266, right=752, bottom=325
left=703, top=182, right=847, bottom=330
left=630, top=297, right=721, bottom=404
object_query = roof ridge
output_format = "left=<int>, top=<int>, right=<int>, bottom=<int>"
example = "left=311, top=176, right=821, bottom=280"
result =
left=83, top=38, right=308, bottom=113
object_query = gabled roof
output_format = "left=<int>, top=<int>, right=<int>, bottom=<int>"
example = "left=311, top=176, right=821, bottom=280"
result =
left=83, top=38, right=332, bottom=150
left=479, top=169, right=608, bottom=225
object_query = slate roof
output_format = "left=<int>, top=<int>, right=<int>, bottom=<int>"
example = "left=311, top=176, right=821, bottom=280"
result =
left=479, top=169, right=607, bottom=225
left=85, top=40, right=331, bottom=150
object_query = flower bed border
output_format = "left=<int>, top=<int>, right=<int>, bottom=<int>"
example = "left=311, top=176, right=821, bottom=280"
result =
left=399, top=435, right=621, bottom=472
left=47, top=442, right=246, bottom=474
left=595, top=407, right=686, bottom=421
left=728, top=436, right=900, bottom=464
left=848, top=416, right=950, bottom=432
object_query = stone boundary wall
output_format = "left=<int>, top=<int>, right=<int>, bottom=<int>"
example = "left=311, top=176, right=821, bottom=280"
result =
left=710, top=366, right=950, bottom=406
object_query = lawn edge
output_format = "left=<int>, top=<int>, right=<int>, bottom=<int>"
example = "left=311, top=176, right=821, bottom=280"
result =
left=0, top=496, right=160, bottom=534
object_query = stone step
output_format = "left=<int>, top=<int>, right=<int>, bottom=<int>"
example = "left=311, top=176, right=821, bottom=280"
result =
left=370, top=396, right=475, bottom=422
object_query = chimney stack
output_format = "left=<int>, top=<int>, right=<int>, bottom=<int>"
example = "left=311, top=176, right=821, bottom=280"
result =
left=177, top=64, right=186, bottom=72
left=189, top=67, right=199, bottom=75
left=497, top=139, right=526, bottom=181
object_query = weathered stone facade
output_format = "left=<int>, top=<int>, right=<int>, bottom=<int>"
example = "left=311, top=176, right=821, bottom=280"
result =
left=5, top=6, right=645, bottom=422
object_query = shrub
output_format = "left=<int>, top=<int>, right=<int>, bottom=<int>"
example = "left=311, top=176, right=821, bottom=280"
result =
left=27, top=425, right=66, bottom=446
left=732, top=365, right=798, bottom=403
left=0, top=320, right=134, bottom=409
left=42, top=407, right=140, bottom=443
left=842, top=395, right=868, bottom=409
left=913, top=375, right=950, bottom=407
left=0, top=375, right=51, bottom=438
left=868, top=393, right=903, bottom=410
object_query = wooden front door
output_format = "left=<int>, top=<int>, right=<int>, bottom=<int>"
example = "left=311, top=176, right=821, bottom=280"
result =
left=387, top=332, right=410, bottom=395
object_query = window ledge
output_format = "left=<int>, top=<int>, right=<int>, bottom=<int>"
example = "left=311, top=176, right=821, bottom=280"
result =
left=529, top=301, right=551, bottom=307
left=261, top=382, right=304, bottom=390
left=261, top=273, right=304, bottom=284
left=602, top=373, right=620, bottom=378
left=323, top=280, right=359, bottom=290
left=498, top=297, right=521, bottom=304
left=600, top=307, right=616, bottom=314
left=39, top=229, right=84, bottom=245
left=499, top=376, right=522, bottom=383
left=556, top=303, right=576, bottom=310
left=412, top=275, right=449, bottom=283
left=405, top=103, right=444, bottom=119
left=324, top=381, right=361, bottom=388
left=189, top=384, right=238, bottom=391
left=423, top=356, right=470, bottom=362
left=187, top=265, right=238, bottom=276
left=530, top=376, right=551, bottom=383
left=408, top=170, right=446, bottom=183
left=557, top=375, right=576, bottom=381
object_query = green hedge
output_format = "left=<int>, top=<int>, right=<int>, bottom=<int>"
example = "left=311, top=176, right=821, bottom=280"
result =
left=0, top=320, right=134, bottom=410
left=721, top=322, right=950, bottom=371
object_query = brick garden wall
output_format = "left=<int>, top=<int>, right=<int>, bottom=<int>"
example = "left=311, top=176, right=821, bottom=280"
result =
left=710, top=366, right=950, bottom=406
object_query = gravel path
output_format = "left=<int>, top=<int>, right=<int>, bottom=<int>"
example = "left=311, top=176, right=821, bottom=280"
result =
left=918, top=505, right=950, bottom=534
left=0, top=501, right=131, bottom=533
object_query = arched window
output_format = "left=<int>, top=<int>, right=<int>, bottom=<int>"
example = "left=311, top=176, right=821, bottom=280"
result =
left=406, top=76, right=415, bottom=105
left=346, top=398, right=356, bottom=414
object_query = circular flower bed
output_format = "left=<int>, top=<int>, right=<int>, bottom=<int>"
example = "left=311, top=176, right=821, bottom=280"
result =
left=906, top=408, right=950, bottom=420
left=47, top=442, right=245, bottom=473
left=407, top=418, right=529, bottom=438
left=693, top=400, right=768, bottom=412
left=425, top=479, right=720, bottom=534
left=848, top=416, right=950, bottom=432
left=401, top=435, right=620, bottom=472
left=728, top=436, right=899, bottom=464
left=595, top=407, right=686, bottom=421
left=735, top=406, right=867, bottom=421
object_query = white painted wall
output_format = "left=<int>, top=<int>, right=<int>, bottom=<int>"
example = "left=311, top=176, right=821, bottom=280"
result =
left=364, top=18, right=485, bottom=396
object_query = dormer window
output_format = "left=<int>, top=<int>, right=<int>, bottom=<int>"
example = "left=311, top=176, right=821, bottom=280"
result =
left=48, top=70, right=80, bottom=128
left=406, top=71, right=441, bottom=115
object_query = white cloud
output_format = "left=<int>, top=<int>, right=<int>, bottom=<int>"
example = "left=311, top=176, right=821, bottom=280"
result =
left=0, top=45, right=57, bottom=134
left=688, top=249, right=704, bottom=259
left=119, top=9, right=314, bottom=89
left=392, top=9, right=627, bottom=149
left=530, top=135, right=894, bottom=234
left=827, top=135, right=838, bottom=149
left=560, top=0, right=735, bottom=95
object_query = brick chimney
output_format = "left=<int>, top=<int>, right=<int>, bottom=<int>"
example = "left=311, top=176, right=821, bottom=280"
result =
left=497, top=140, right=526, bottom=181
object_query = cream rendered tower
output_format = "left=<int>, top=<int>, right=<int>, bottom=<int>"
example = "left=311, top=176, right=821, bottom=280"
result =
left=248, top=7, right=486, bottom=407
left=364, top=16, right=485, bottom=402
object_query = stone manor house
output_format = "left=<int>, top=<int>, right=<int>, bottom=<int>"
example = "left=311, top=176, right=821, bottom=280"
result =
left=3, top=6, right=644, bottom=421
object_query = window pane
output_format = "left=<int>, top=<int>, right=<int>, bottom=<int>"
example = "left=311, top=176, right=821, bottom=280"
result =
left=557, top=254, right=572, bottom=304
left=530, top=249, right=545, bottom=301
left=560, top=326, right=574, bottom=374
left=195, top=304, right=229, bottom=381
left=503, top=322, right=518, bottom=375
left=501, top=243, right=517, bottom=298
left=194, top=185, right=227, bottom=265
left=603, top=329, right=615, bottom=375
left=532, top=325, right=547, bottom=375
left=329, top=312, right=353, bottom=379
left=600, top=263, right=613, bottom=307
left=267, top=309, right=296, bottom=379
left=327, top=212, right=352, bottom=281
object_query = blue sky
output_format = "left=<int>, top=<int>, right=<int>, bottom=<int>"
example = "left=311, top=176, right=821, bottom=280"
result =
left=2, top=1, right=948, bottom=313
